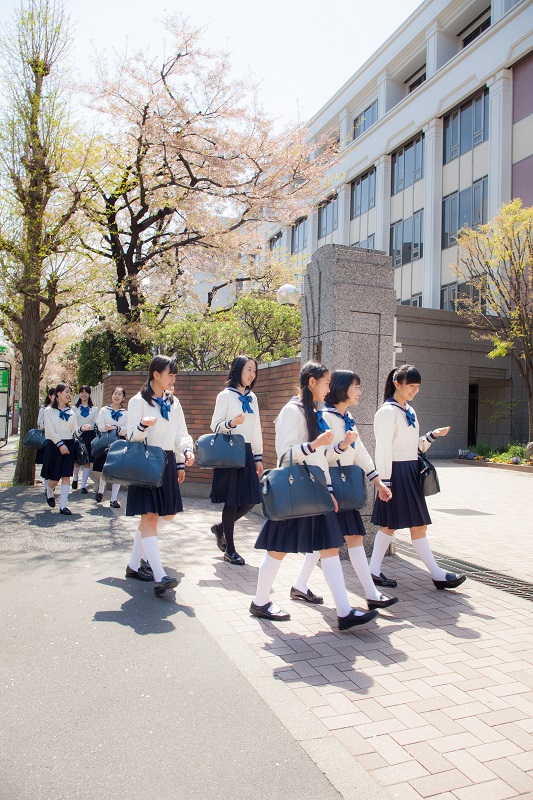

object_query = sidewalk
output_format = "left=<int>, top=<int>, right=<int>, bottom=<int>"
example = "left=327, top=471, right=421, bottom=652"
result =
left=2, top=437, right=533, bottom=799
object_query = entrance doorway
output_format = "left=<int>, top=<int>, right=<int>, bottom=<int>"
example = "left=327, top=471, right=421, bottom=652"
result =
left=468, top=383, right=478, bottom=446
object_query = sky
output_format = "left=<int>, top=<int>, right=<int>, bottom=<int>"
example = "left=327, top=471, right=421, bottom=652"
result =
left=0, top=0, right=424, bottom=127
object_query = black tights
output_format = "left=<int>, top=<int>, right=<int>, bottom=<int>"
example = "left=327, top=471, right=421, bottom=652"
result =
left=222, top=504, right=255, bottom=555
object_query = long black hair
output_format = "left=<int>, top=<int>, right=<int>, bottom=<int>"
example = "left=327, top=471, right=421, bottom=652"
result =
left=141, top=355, right=177, bottom=406
left=325, top=370, right=360, bottom=405
left=298, top=361, right=329, bottom=440
left=44, top=387, right=55, bottom=407
left=111, top=386, right=126, bottom=407
left=383, top=364, right=422, bottom=401
left=51, top=383, right=71, bottom=409
left=226, top=355, right=258, bottom=390
left=76, top=385, right=93, bottom=407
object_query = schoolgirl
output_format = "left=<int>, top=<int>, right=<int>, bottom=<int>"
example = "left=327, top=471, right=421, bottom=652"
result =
left=251, top=361, right=378, bottom=630
left=210, top=355, right=263, bottom=566
left=369, top=364, right=466, bottom=590
left=41, top=383, right=78, bottom=515
left=72, top=386, right=98, bottom=493
left=290, top=370, right=399, bottom=610
left=94, top=386, right=128, bottom=507
left=36, top=387, right=55, bottom=493
left=126, top=355, right=195, bottom=595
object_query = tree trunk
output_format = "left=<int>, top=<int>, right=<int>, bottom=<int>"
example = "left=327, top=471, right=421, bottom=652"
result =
left=13, top=309, right=42, bottom=485
left=528, top=394, right=533, bottom=443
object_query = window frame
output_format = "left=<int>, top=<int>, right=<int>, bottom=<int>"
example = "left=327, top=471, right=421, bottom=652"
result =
left=291, top=216, right=308, bottom=254
left=353, top=100, right=378, bottom=140
left=392, top=134, right=424, bottom=195
left=318, top=195, right=338, bottom=239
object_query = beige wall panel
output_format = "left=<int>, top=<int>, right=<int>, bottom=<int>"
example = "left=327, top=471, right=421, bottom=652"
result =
left=403, top=191, right=414, bottom=219
left=472, top=141, right=489, bottom=182
left=367, top=207, right=376, bottom=234
left=412, top=259, right=424, bottom=294
left=443, top=160, right=459, bottom=196
left=513, top=114, right=533, bottom=165
left=350, top=218, right=361, bottom=245
left=390, top=193, right=403, bottom=223
left=441, top=248, right=458, bottom=284
left=459, top=153, right=472, bottom=191
left=413, top=179, right=425, bottom=211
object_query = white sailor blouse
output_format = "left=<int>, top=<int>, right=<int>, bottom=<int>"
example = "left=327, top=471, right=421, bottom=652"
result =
left=128, top=391, right=193, bottom=470
left=43, top=405, right=78, bottom=447
left=374, top=398, right=436, bottom=486
left=97, top=405, right=128, bottom=438
left=274, top=400, right=333, bottom=488
left=37, top=406, right=46, bottom=430
left=210, top=387, right=263, bottom=462
left=322, top=405, right=379, bottom=482
left=73, top=404, right=99, bottom=428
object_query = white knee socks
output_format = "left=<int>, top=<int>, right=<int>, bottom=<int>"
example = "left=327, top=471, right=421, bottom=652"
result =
left=412, top=537, right=447, bottom=580
left=60, top=483, right=69, bottom=509
left=321, top=555, right=352, bottom=617
left=293, top=551, right=320, bottom=594
left=73, top=466, right=79, bottom=482
left=369, top=530, right=393, bottom=577
left=81, top=467, right=90, bottom=489
left=111, top=484, right=120, bottom=502
left=254, top=553, right=283, bottom=606
left=98, top=478, right=106, bottom=495
left=44, top=479, right=49, bottom=492
left=349, top=546, right=382, bottom=601
left=141, top=536, right=166, bottom=582
left=128, top=529, right=144, bottom=572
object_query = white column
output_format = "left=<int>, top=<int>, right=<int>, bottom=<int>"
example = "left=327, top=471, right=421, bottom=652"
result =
left=308, top=209, right=318, bottom=257
left=423, top=118, right=444, bottom=309
left=491, top=0, right=505, bottom=24
left=339, top=108, right=351, bottom=149
left=336, top=184, right=351, bottom=246
left=426, top=21, right=457, bottom=76
left=374, top=154, right=391, bottom=252
left=487, top=69, right=513, bottom=219
left=280, top=225, right=291, bottom=256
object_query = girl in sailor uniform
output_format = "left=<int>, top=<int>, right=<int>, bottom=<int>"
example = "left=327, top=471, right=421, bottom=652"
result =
left=41, top=383, right=78, bottom=515
left=94, top=386, right=128, bottom=508
left=290, top=370, right=399, bottom=611
left=72, top=385, right=98, bottom=493
left=126, top=355, right=195, bottom=596
left=36, top=387, right=55, bottom=492
left=210, top=355, right=263, bottom=566
left=250, top=361, right=378, bottom=630
left=369, top=364, right=466, bottom=591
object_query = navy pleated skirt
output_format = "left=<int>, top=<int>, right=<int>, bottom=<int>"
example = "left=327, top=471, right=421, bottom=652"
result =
left=255, top=510, right=344, bottom=554
left=125, top=450, right=183, bottom=517
left=337, top=508, right=366, bottom=537
left=41, top=439, right=75, bottom=480
left=210, top=443, right=261, bottom=506
left=371, top=460, right=431, bottom=530
left=77, top=429, right=96, bottom=464
left=35, top=444, right=46, bottom=466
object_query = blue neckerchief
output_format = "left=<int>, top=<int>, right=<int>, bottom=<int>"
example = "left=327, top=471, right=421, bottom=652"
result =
left=154, top=395, right=171, bottom=420
left=79, top=406, right=90, bottom=418
left=315, top=409, right=331, bottom=433
left=59, top=409, right=71, bottom=422
left=229, top=387, right=254, bottom=414
left=108, top=406, right=123, bottom=422
left=385, top=397, right=416, bottom=427
left=324, top=404, right=356, bottom=447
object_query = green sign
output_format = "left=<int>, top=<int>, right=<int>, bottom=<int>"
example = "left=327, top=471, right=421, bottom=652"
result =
left=0, top=369, right=9, bottom=391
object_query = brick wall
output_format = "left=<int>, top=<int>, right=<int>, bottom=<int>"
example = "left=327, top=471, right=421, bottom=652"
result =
left=101, top=358, right=301, bottom=489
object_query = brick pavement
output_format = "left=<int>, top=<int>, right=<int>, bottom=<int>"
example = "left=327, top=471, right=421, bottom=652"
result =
left=116, top=474, right=533, bottom=800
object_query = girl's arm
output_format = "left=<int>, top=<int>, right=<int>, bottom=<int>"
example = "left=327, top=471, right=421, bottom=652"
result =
left=373, top=406, right=396, bottom=486
left=250, top=394, right=263, bottom=464
left=127, top=396, right=150, bottom=442
left=174, top=400, right=194, bottom=462
left=419, top=426, right=450, bottom=453
left=210, top=392, right=233, bottom=433
left=97, top=407, right=107, bottom=433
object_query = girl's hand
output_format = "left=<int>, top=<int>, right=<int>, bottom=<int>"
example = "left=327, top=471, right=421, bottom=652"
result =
left=177, top=468, right=185, bottom=484
left=433, top=426, right=450, bottom=437
left=141, top=416, right=157, bottom=427
left=256, top=462, right=264, bottom=478
left=105, top=424, right=114, bottom=431
left=59, top=445, right=69, bottom=455
left=313, top=430, right=334, bottom=449
left=231, top=413, right=245, bottom=426
left=331, top=493, right=339, bottom=513
left=185, top=453, right=195, bottom=467
left=343, top=430, right=359, bottom=446
left=82, top=424, right=92, bottom=432
left=376, top=482, right=392, bottom=502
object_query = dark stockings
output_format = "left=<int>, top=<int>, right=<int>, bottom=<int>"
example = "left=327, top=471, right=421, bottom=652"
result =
left=222, top=504, right=255, bottom=555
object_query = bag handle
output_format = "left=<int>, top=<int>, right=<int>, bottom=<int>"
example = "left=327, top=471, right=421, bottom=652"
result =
left=335, top=458, right=347, bottom=481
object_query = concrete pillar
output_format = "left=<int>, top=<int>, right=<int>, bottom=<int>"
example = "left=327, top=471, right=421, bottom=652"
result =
left=308, top=210, right=318, bottom=256
left=301, top=245, right=396, bottom=542
left=374, top=154, right=392, bottom=252
left=422, top=118, right=444, bottom=309
left=339, top=108, right=351, bottom=148
left=491, top=0, right=505, bottom=24
left=425, top=22, right=457, bottom=77
left=336, top=184, right=351, bottom=246
left=487, top=69, right=513, bottom=219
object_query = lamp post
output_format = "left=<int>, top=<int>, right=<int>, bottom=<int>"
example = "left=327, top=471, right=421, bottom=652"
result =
left=275, top=283, right=300, bottom=306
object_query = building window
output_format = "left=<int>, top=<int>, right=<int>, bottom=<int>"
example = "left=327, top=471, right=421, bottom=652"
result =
left=400, top=294, right=423, bottom=306
left=350, top=169, right=376, bottom=218
left=291, top=217, right=308, bottom=254
left=391, top=135, right=424, bottom=195
left=269, top=232, right=282, bottom=251
left=442, top=177, right=488, bottom=248
left=353, top=234, right=375, bottom=250
left=318, top=195, right=338, bottom=239
left=443, top=89, right=489, bottom=163
left=405, top=65, right=426, bottom=93
left=390, top=210, right=424, bottom=267
left=353, top=100, right=378, bottom=139
left=441, top=282, right=458, bottom=310
left=461, top=14, right=491, bottom=48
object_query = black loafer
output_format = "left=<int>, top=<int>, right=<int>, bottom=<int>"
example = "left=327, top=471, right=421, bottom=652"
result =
left=224, top=551, right=245, bottom=566
left=71, top=480, right=78, bottom=490
left=59, top=507, right=72, bottom=516
left=95, top=493, right=103, bottom=503
left=372, top=571, right=397, bottom=588
left=125, top=564, right=154, bottom=582
left=140, top=559, right=153, bottom=576
left=249, top=601, right=290, bottom=621
left=80, top=487, right=88, bottom=494
left=367, top=595, right=399, bottom=610
left=338, top=608, right=378, bottom=631
left=290, top=586, right=324, bottom=604
left=211, top=524, right=226, bottom=552
left=154, top=575, right=178, bottom=596
left=109, top=500, right=120, bottom=508
left=46, top=496, right=56, bottom=508
left=433, top=573, right=467, bottom=590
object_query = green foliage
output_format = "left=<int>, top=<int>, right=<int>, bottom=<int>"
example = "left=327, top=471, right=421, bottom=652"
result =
left=472, top=442, right=493, bottom=459
left=73, top=329, right=130, bottom=386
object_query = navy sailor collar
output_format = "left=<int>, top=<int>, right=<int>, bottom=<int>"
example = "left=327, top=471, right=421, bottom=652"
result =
left=384, top=397, right=417, bottom=426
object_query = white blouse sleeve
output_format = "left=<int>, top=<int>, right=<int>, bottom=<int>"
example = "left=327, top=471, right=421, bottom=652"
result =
left=275, top=404, right=313, bottom=465
left=250, top=393, right=263, bottom=460
left=127, top=395, right=149, bottom=442
left=210, top=391, right=232, bottom=433
left=97, top=407, right=107, bottom=433
left=38, top=407, right=45, bottom=429
left=352, top=437, right=379, bottom=480
left=173, top=399, right=193, bottom=460
left=418, top=430, right=437, bottom=453
left=44, top=408, right=61, bottom=444
left=374, top=405, right=397, bottom=485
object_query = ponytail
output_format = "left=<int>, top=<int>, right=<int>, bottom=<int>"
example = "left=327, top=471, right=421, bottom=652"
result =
left=383, top=364, right=422, bottom=402
left=141, top=354, right=177, bottom=406
left=298, top=361, right=329, bottom=440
